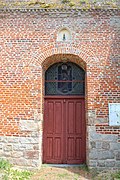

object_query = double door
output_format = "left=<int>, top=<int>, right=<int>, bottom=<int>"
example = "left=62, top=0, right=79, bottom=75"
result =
left=43, top=97, right=86, bottom=164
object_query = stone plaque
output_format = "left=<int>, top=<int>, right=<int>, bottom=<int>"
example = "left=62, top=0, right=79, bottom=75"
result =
left=109, top=103, right=120, bottom=126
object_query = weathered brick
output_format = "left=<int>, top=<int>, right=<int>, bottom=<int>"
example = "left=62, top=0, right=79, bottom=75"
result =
left=0, top=6, right=119, bottom=170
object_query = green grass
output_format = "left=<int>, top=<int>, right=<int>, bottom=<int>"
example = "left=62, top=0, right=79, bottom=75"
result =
left=113, top=171, right=120, bottom=179
left=0, top=159, right=33, bottom=180
left=1, top=159, right=120, bottom=180
left=3, top=169, right=33, bottom=180
left=92, top=169, right=120, bottom=180
left=0, top=159, right=12, bottom=170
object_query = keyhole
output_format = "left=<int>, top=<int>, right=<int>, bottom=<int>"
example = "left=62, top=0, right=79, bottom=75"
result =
left=63, top=33, right=66, bottom=41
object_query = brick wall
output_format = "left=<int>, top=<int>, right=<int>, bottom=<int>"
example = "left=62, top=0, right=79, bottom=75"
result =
left=0, top=9, right=120, bottom=169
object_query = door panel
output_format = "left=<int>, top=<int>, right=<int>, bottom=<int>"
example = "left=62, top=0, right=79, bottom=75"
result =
left=66, top=99, right=85, bottom=164
left=76, top=138, right=82, bottom=159
left=47, top=102, right=54, bottom=133
left=67, top=137, right=75, bottom=159
left=43, top=97, right=85, bottom=164
left=68, top=101, right=74, bottom=134
left=76, top=101, right=82, bottom=134
left=54, top=101, right=62, bottom=134
left=46, top=138, right=53, bottom=159
left=43, top=99, right=64, bottom=163
left=54, top=138, right=61, bottom=159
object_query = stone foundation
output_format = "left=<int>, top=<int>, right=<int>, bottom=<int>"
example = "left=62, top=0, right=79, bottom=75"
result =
left=88, top=126, right=120, bottom=170
left=0, top=136, right=42, bottom=169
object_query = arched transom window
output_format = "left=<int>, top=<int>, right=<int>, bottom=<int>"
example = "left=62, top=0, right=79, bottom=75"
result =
left=45, top=62, right=85, bottom=96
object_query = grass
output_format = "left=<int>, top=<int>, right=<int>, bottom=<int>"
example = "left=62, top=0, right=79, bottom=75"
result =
left=94, top=170, right=120, bottom=180
left=31, top=165, right=120, bottom=180
left=0, top=159, right=120, bottom=180
left=31, top=165, right=91, bottom=180
left=0, top=159, right=33, bottom=180
left=57, top=172, right=69, bottom=178
left=0, top=159, right=12, bottom=170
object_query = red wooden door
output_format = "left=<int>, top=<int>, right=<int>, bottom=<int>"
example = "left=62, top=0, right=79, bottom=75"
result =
left=43, top=97, right=86, bottom=164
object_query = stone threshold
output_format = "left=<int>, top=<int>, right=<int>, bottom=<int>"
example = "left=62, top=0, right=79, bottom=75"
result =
left=42, top=164, right=86, bottom=167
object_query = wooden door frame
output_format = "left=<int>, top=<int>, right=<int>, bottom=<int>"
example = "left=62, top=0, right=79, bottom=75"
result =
left=44, top=96, right=85, bottom=99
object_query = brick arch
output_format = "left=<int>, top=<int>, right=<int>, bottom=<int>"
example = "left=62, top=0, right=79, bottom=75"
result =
left=42, top=54, right=86, bottom=71
left=30, top=45, right=98, bottom=67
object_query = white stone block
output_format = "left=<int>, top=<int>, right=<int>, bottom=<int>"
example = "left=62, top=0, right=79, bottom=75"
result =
left=19, top=120, right=39, bottom=131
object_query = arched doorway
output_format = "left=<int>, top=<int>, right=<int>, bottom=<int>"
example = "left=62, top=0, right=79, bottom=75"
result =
left=43, top=62, right=86, bottom=164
